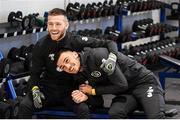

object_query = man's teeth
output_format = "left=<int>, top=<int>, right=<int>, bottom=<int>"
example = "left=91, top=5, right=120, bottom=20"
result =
left=52, top=32, right=58, bottom=34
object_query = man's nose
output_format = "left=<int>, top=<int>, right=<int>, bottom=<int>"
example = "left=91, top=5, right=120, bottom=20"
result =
left=52, top=24, right=57, bottom=29
left=65, top=64, right=71, bottom=70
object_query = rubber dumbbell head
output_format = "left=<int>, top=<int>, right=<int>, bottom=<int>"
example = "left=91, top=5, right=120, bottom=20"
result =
left=0, top=58, right=11, bottom=78
left=6, top=99, right=19, bottom=118
left=0, top=101, right=12, bottom=118
left=28, top=14, right=36, bottom=28
left=7, top=47, right=22, bottom=62
left=8, top=11, right=30, bottom=29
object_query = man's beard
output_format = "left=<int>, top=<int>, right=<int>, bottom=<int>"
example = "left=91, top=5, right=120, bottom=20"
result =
left=49, top=31, right=65, bottom=41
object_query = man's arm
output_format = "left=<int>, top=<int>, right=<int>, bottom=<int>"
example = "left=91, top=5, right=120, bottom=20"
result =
left=71, top=35, right=118, bottom=75
left=71, top=35, right=118, bottom=54
left=94, top=48, right=128, bottom=95
left=29, top=40, right=46, bottom=109
left=29, top=41, right=45, bottom=89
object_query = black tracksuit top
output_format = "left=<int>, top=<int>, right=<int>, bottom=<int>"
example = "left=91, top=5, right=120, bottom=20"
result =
left=30, top=32, right=118, bottom=92
left=73, top=47, right=153, bottom=95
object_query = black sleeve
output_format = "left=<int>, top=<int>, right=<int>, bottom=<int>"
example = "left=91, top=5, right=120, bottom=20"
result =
left=29, top=41, right=45, bottom=89
left=95, top=64, right=128, bottom=95
left=93, top=48, right=128, bottom=95
left=71, top=35, right=118, bottom=55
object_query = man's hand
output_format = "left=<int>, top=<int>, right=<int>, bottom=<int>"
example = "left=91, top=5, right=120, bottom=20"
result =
left=71, top=90, right=88, bottom=104
left=32, top=86, right=45, bottom=109
left=100, top=52, right=117, bottom=75
left=79, top=84, right=92, bottom=95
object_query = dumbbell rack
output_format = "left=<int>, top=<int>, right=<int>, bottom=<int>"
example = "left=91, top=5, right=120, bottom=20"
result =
left=0, top=22, right=47, bottom=39
left=166, top=1, right=180, bottom=37
left=115, top=3, right=175, bottom=51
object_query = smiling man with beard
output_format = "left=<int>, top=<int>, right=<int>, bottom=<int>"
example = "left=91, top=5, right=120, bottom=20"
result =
left=18, top=8, right=119, bottom=118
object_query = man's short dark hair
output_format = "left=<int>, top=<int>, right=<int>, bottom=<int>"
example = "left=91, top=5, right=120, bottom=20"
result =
left=54, top=48, right=71, bottom=64
left=48, top=8, right=67, bottom=17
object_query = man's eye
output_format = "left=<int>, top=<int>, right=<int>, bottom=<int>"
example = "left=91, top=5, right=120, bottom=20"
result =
left=60, top=66, right=64, bottom=70
left=65, top=59, right=69, bottom=63
left=56, top=23, right=61, bottom=26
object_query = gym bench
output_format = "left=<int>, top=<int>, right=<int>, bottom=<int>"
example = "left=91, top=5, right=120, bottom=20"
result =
left=159, top=55, right=180, bottom=90
left=33, top=106, right=178, bottom=119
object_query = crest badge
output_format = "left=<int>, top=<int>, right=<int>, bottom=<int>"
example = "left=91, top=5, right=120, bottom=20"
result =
left=49, top=54, right=55, bottom=61
left=91, top=71, right=101, bottom=77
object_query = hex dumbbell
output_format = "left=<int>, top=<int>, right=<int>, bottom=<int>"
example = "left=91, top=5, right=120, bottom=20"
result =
left=28, top=13, right=39, bottom=28
left=132, top=18, right=153, bottom=32
left=7, top=46, right=32, bottom=72
left=0, top=58, right=11, bottom=78
left=0, top=101, right=12, bottom=118
left=66, top=2, right=80, bottom=21
left=8, top=11, right=30, bottom=29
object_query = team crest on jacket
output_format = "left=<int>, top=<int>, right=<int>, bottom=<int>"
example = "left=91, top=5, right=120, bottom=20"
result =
left=82, top=37, right=88, bottom=41
left=49, top=54, right=55, bottom=61
left=91, top=71, right=101, bottom=77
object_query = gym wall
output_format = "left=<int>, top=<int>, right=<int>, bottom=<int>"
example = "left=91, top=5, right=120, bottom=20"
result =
left=0, top=0, right=175, bottom=23
left=0, top=0, right=107, bottom=23
left=0, top=0, right=178, bottom=56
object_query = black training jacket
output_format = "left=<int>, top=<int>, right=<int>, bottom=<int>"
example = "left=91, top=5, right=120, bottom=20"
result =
left=73, top=47, right=153, bottom=95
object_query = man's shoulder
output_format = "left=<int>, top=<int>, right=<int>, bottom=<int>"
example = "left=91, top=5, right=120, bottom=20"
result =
left=36, top=34, right=49, bottom=46
left=85, top=47, right=109, bottom=60
left=38, top=34, right=49, bottom=42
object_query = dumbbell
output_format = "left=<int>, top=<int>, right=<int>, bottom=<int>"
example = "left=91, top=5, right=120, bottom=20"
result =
left=83, top=3, right=92, bottom=19
left=90, top=3, right=99, bottom=18
left=8, top=11, right=30, bottom=29
left=95, top=28, right=103, bottom=38
left=66, top=2, right=80, bottom=21
left=101, top=0, right=109, bottom=17
left=95, top=2, right=103, bottom=18
left=6, top=99, right=19, bottom=118
left=114, top=1, right=122, bottom=16
left=0, top=84, right=6, bottom=101
left=171, top=2, right=180, bottom=17
left=20, top=44, right=34, bottom=58
left=132, top=18, right=153, bottom=32
left=0, top=101, right=12, bottom=118
left=104, top=26, right=119, bottom=38
left=28, top=13, right=39, bottom=28
left=77, top=4, right=86, bottom=20
left=117, top=31, right=131, bottom=43
left=7, top=47, right=32, bottom=72
left=13, top=79, right=28, bottom=97
left=101, top=0, right=114, bottom=17
left=128, top=1, right=139, bottom=12
left=131, top=30, right=146, bottom=40
left=0, top=58, right=11, bottom=78
left=137, top=1, right=144, bottom=12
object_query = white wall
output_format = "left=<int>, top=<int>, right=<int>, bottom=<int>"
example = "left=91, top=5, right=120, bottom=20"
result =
left=0, top=0, right=67, bottom=23
left=0, top=0, right=109, bottom=23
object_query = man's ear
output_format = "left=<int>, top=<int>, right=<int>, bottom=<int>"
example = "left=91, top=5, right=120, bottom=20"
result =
left=65, top=22, right=69, bottom=30
left=72, top=51, right=78, bottom=58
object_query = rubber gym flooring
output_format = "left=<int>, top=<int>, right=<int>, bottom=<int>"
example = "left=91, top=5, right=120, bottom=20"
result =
left=162, top=78, right=180, bottom=119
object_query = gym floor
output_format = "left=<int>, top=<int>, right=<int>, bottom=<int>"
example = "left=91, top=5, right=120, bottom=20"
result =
left=163, top=78, right=180, bottom=119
